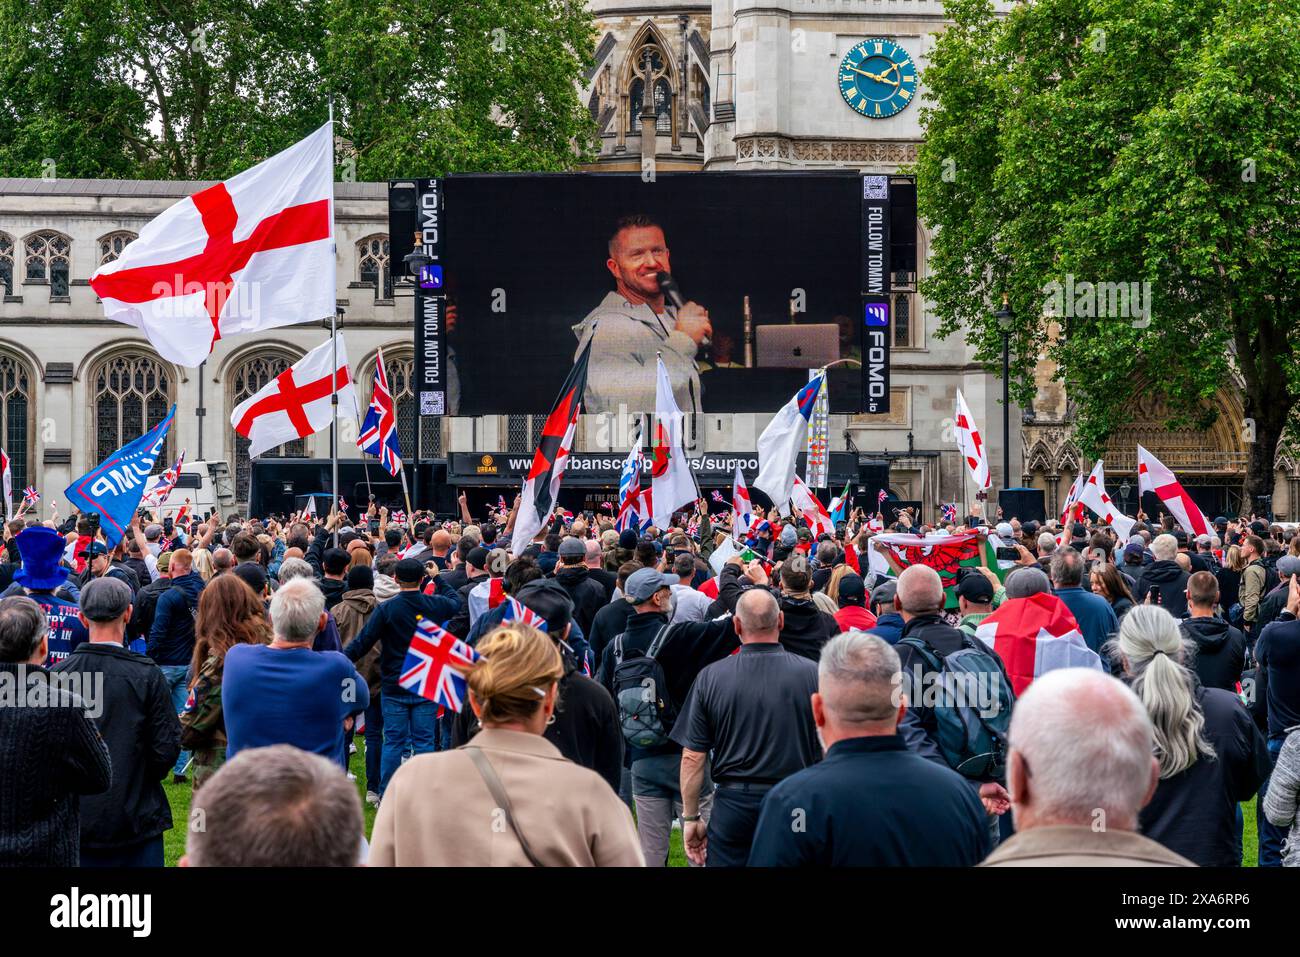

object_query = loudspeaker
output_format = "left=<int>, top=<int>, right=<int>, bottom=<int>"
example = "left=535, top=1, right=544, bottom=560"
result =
left=388, top=181, right=419, bottom=276
left=890, top=178, right=917, bottom=275
left=999, top=487, right=1046, bottom=524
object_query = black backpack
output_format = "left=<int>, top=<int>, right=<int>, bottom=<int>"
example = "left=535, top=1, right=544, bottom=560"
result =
left=897, top=632, right=1015, bottom=780
left=611, top=625, right=676, bottom=749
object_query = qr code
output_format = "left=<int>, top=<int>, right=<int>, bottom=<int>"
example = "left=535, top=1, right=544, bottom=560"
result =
left=863, top=175, right=888, bottom=199
left=420, top=391, right=445, bottom=416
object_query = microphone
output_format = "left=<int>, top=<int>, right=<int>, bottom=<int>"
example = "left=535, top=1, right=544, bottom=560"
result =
left=656, top=271, right=710, bottom=353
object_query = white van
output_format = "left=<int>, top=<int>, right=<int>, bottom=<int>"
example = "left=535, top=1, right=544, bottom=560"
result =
left=148, top=460, right=237, bottom=521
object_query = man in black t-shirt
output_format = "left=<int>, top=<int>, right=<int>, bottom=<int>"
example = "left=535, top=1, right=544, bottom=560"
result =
left=672, top=588, right=819, bottom=867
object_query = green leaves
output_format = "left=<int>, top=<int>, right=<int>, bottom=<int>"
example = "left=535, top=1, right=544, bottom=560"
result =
left=918, top=0, right=1300, bottom=493
left=0, top=0, right=596, bottom=180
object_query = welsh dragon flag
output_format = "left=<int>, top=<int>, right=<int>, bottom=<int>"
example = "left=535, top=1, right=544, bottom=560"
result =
left=871, top=529, right=1001, bottom=609
left=973, top=592, right=1104, bottom=696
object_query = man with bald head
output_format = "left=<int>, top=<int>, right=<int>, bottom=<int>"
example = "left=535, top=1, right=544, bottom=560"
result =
left=983, top=668, right=1193, bottom=866
left=673, top=588, right=820, bottom=867
left=747, top=632, right=989, bottom=866
left=427, top=528, right=453, bottom=570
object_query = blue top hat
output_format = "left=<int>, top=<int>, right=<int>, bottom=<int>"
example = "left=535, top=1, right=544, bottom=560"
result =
left=14, top=526, right=72, bottom=591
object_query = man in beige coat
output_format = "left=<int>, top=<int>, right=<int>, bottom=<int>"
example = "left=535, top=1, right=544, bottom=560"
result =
left=982, top=668, right=1194, bottom=867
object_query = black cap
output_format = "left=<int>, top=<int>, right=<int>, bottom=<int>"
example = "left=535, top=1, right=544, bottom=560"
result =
left=837, top=573, right=866, bottom=607
left=955, top=574, right=994, bottom=604
left=467, top=546, right=490, bottom=570
left=618, top=528, right=638, bottom=550
left=233, top=563, right=267, bottom=595
left=395, top=558, right=425, bottom=584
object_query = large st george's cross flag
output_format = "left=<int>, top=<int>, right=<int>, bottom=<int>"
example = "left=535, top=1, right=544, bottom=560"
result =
left=89, top=123, right=335, bottom=367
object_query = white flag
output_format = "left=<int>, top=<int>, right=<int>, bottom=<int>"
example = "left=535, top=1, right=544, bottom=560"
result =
left=230, top=336, right=358, bottom=459
left=651, top=356, right=697, bottom=529
left=1078, top=461, right=1136, bottom=540
left=754, top=375, right=824, bottom=512
left=1137, top=445, right=1211, bottom=537
left=791, top=475, right=834, bottom=538
left=90, top=123, right=335, bottom=367
left=954, top=389, right=992, bottom=490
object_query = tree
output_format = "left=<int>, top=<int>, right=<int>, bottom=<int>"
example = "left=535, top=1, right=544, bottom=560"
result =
left=916, top=0, right=1300, bottom=504
left=0, top=0, right=596, bottom=180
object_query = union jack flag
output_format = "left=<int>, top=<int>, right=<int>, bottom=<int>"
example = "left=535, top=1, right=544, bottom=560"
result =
left=711, top=490, right=725, bottom=504
left=940, top=502, right=958, bottom=524
left=615, top=443, right=644, bottom=532
left=497, top=495, right=508, bottom=514
left=878, top=489, right=888, bottom=505
left=398, top=617, right=480, bottom=712
left=338, top=496, right=348, bottom=514
left=501, top=596, right=549, bottom=632
left=22, top=486, right=39, bottom=505
left=143, top=449, right=185, bottom=506
left=357, top=347, right=403, bottom=476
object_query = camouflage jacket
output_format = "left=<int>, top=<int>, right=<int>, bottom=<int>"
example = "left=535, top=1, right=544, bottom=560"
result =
left=179, top=654, right=225, bottom=752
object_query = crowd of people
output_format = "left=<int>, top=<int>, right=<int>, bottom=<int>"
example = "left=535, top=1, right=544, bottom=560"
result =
left=0, top=493, right=1297, bottom=869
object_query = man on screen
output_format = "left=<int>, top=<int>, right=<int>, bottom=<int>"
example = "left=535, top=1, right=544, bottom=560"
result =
left=572, top=215, right=711, bottom=414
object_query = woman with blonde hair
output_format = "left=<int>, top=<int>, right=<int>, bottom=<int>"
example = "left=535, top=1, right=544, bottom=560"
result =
left=1109, top=604, right=1270, bottom=866
left=180, top=574, right=272, bottom=790
left=370, top=624, right=644, bottom=866
left=191, top=547, right=215, bottom=582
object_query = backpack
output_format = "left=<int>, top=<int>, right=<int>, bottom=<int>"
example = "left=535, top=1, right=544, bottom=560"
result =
left=611, top=625, right=676, bottom=749
left=897, top=632, right=1015, bottom=780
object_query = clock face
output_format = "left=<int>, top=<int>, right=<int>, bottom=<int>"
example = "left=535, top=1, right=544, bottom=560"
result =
left=838, top=38, right=918, bottom=119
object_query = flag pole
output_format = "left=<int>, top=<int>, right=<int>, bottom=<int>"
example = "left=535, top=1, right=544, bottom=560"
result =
left=398, top=467, right=415, bottom=527
left=328, top=95, right=340, bottom=548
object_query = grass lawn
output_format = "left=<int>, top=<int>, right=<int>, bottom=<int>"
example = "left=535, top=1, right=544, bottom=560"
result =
left=163, top=739, right=687, bottom=866
left=165, top=740, right=1246, bottom=868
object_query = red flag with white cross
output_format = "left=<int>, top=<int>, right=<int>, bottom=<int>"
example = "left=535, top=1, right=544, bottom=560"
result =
left=90, top=123, right=335, bottom=367
left=230, top=336, right=359, bottom=458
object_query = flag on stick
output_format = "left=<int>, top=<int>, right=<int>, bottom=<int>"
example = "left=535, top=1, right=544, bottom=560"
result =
left=651, top=356, right=697, bottom=529
left=397, top=618, right=480, bottom=712
left=1137, top=445, right=1211, bottom=536
left=1078, top=460, right=1136, bottom=540
left=731, top=465, right=753, bottom=535
left=230, top=336, right=358, bottom=459
left=754, top=375, right=824, bottom=511
left=510, top=341, right=592, bottom=555
left=954, top=389, right=992, bottom=490
left=89, top=123, right=335, bottom=367
left=65, top=406, right=177, bottom=547
left=357, top=346, right=403, bottom=476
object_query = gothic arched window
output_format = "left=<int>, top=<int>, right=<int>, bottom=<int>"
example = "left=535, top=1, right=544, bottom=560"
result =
left=628, top=42, right=673, bottom=134
left=0, top=233, right=13, bottom=297
left=92, top=352, right=173, bottom=466
left=357, top=235, right=392, bottom=300
left=230, top=354, right=309, bottom=501
left=0, top=352, right=33, bottom=497
left=98, top=231, right=137, bottom=265
left=24, top=230, right=71, bottom=296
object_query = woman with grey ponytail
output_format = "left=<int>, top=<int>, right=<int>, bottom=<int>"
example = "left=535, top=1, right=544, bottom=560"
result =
left=1108, top=604, right=1271, bottom=866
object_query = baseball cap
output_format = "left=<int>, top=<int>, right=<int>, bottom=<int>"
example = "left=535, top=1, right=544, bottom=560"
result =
left=558, top=537, right=586, bottom=560
left=779, top=525, right=798, bottom=547
left=869, top=580, right=897, bottom=607
left=837, top=573, right=866, bottom=607
left=955, top=574, right=994, bottom=604
left=84, top=541, right=110, bottom=558
left=467, top=546, right=490, bottom=571
left=1124, top=542, right=1146, bottom=560
left=624, top=566, right=678, bottom=603
left=394, top=558, right=426, bottom=584
left=80, top=577, right=133, bottom=622
left=1195, top=534, right=1213, bottom=548
left=514, top=578, right=574, bottom=634
left=995, top=522, right=1014, bottom=539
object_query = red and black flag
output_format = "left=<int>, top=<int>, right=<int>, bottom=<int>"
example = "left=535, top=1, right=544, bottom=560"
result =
left=509, top=340, right=592, bottom=554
